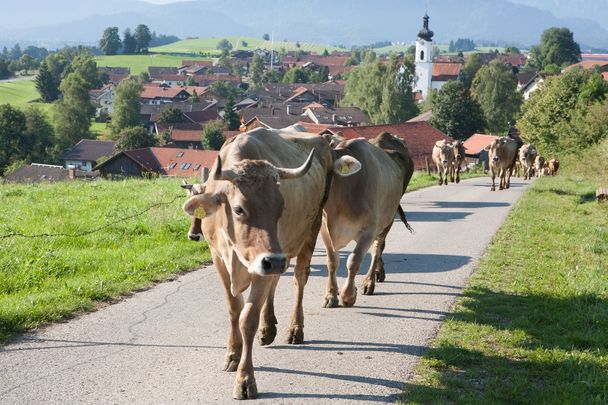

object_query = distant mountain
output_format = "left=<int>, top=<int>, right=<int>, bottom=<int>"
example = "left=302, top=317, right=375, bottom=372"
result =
left=509, top=0, right=608, bottom=30
left=2, top=0, right=607, bottom=49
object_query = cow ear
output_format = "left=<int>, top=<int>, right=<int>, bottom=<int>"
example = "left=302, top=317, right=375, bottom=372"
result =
left=483, top=143, right=492, bottom=151
left=334, top=155, right=361, bottom=177
left=183, top=193, right=222, bottom=219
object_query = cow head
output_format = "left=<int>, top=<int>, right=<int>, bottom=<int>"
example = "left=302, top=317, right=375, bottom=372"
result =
left=434, top=140, right=452, bottom=164
left=452, top=140, right=464, bottom=161
left=182, top=150, right=316, bottom=276
left=181, top=181, right=206, bottom=242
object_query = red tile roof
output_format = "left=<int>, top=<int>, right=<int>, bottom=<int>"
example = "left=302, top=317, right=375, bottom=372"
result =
left=603, top=72, right=608, bottom=81
left=462, top=133, right=499, bottom=155
left=432, top=63, right=463, bottom=81
left=141, top=85, right=191, bottom=100
left=124, top=147, right=218, bottom=177
left=497, top=53, right=527, bottom=67
left=181, top=60, right=213, bottom=68
left=295, top=121, right=333, bottom=134
left=328, top=122, right=453, bottom=170
left=565, top=60, right=608, bottom=71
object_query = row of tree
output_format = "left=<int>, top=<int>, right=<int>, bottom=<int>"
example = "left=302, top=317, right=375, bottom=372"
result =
left=99, top=24, right=152, bottom=56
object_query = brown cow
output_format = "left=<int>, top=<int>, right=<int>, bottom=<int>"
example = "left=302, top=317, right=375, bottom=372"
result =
left=519, top=144, right=538, bottom=180
left=432, top=140, right=453, bottom=186
left=450, top=140, right=466, bottom=183
left=535, top=155, right=546, bottom=177
left=549, top=158, right=560, bottom=176
left=321, top=132, right=414, bottom=307
left=181, top=128, right=360, bottom=399
left=485, top=137, right=518, bottom=191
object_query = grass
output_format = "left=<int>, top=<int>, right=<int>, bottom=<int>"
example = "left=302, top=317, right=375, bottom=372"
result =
left=407, top=167, right=485, bottom=192
left=95, top=54, right=211, bottom=75
left=0, top=178, right=210, bottom=343
left=151, top=36, right=340, bottom=56
left=402, top=141, right=608, bottom=404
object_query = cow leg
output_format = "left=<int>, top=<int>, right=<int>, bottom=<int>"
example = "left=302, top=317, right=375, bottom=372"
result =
left=437, top=165, right=443, bottom=185
left=233, top=275, right=272, bottom=400
left=455, top=165, right=461, bottom=184
left=321, top=226, right=340, bottom=308
left=341, top=232, right=374, bottom=306
left=490, top=168, right=496, bottom=191
left=443, top=166, right=449, bottom=186
left=506, top=167, right=513, bottom=188
left=258, top=274, right=280, bottom=346
left=362, top=223, right=391, bottom=295
left=449, top=165, right=455, bottom=183
left=287, top=223, right=319, bottom=344
left=211, top=252, right=245, bottom=373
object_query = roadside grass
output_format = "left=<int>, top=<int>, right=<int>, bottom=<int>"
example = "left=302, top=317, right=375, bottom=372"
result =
left=151, top=36, right=340, bottom=56
left=95, top=54, right=211, bottom=75
left=0, top=178, right=210, bottom=343
left=402, top=142, right=608, bottom=404
left=407, top=168, right=486, bottom=193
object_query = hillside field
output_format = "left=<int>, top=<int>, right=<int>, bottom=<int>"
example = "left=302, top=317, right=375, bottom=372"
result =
left=95, top=54, right=212, bottom=75
left=0, top=80, right=52, bottom=116
left=151, top=36, right=342, bottom=56
left=0, top=178, right=210, bottom=343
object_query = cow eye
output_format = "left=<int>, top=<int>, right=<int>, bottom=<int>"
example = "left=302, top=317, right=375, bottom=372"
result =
left=234, top=206, right=245, bottom=216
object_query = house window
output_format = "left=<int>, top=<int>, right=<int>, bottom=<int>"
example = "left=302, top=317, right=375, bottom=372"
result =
left=420, top=50, right=425, bottom=61
left=193, top=164, right=201, bottom=171
left=176, top=152, right=184, bottom=157
left=180, top=163, right=191, bottom=170
left=169, top=162, right=177, bottom=169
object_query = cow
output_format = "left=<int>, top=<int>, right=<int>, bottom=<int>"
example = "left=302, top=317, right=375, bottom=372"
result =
left=321, top=132, right=414, bottom=308
left=535, top=155, right=546, bottom=177
left=549, top=158, right=560, bottom=176
left=519, top=144, right=538, bottom=180
left=485, top=137, right=518, bottom=191
left=181, top=128, right=360, bottom=399
left=432, top=140, right=453, bottom=186
left=450, top=140, right=466, bottom=183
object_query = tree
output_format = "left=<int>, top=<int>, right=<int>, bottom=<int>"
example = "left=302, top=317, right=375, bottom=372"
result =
left=53, top=73, right=94, bottom=149
left=342, top=56, right=417, bottom=124
left=23, top=105, right=54, bottom=163
left=0, top=58, right=11, bottom=80
left=322, top=48, right=329, bottom=56
left=35, top=61, right=59, bottom=102
left=241, top=40, right=248, bottom=47
left=505, top=46, right=521, bottom=54
left=218, top=48, right=231, bottom=67
left=158, top=105, right=184, bottom=124
left=110, top=79, right=143, bottom=136
left=19, top=54, right=34, bottom=75
left=123, top=28, right=137, bottom=54
left=282, top=67, right=309, bottom=83
left=216, top=38, right=233, bottom=51
left=517, top=68, right=608, bottom=153
left=223, top=97, right=240, bottom=130
left=99, top=27, right=121, bottom=56
left=190, top=89, right=200, bottom=103
left=263, top=33, right=270, bottom=41
left=430, top=80, right=485, bottom=140
left=202, top=120, right=225, bottom=150
left=458, top=53, right=482, bottom=90
left=71, top=55, right=102, bottom=89
left=138, top=71, right=150, bottom=83
left=250, top=54, right=264, bottom=88
left=115, top=127, right=157, bottom=152
left=0, top=104, right=26, bottom=175
left=135, top=24, right=152, bottom=53
left=530, top=27, right=581, bottom=69
left=264, top=69, right=283, bottom=83
left=472, top=60, right=522, bottom=133
left=208, top=81, right=241, bottom=99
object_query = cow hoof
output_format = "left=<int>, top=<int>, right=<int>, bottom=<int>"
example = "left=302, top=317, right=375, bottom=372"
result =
left=287, top=326, right=304, bottom=344
left=362, top=279, right=375, bottom=296
left=223, top=353, right=240, bottom=372
left=323, top=294, right=339, bottom=308
left=456, top=178, right=460, bottom=184
left=258, top=324, right=277, bottom=346
left=376, top=268, right=386, bottom=282
left=491, top=186, right=496, bottom=191
left=438, top=180, right=443, bottom=185
left=340, top=288, right=358, bottom=307
left=233, top=375, right=258, bottom=400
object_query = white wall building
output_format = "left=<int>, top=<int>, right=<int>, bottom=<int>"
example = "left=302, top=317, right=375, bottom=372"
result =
left=414, top=13, right=434, bottom=100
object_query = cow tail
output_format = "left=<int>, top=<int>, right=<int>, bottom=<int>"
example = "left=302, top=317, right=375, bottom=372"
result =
left=397, top=205, right=415, bottom=234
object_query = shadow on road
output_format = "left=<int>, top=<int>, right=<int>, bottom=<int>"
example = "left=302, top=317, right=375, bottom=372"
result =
left=426, top=201, right=511, bottom=209
left=267, top=338, right=425, bottom=355
left=0, top=337, right=224, bottom=352
left=401, top=211, right=472, bottom=222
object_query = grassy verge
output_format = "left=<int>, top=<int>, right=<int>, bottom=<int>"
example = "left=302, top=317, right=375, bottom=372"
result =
left=0, top=178, right=210, bottom=343
left=402, top=143, right=608, bottom=403
left=407, top=169, right=485, bottom=193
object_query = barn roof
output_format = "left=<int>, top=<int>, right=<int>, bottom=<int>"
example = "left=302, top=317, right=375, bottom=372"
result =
left=462, top=133, right=499, bottom=155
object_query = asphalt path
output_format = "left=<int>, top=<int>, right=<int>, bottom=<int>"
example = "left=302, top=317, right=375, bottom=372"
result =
left=0, top=177, right=530, bottom=404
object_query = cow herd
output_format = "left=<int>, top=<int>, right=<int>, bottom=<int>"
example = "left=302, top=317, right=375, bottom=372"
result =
left=179, top=128, right=558, bottom=399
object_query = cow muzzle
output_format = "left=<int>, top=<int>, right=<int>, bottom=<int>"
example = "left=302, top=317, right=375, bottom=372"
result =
left=493, top=156, right=499, bottom=162
left=442, top=160, right=448, bottom=164
left=456, top=154, right=461, bottom=160
left=188, top=232, right=204, bottom=242
left=250, top=253, right=288, bottom=276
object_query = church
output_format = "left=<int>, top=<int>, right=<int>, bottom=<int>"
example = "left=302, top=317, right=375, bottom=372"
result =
left=413, top=13, right=463, bottom=100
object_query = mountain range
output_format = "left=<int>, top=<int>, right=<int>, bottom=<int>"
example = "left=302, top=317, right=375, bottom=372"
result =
left=1, top=0, right=607, bottom=50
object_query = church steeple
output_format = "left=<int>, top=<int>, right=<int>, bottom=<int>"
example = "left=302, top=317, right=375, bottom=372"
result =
left=417, top=13, right=434, bottom=41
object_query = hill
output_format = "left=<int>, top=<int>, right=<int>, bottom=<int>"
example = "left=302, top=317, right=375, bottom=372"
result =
left=2, top=0, right=608, bottom=49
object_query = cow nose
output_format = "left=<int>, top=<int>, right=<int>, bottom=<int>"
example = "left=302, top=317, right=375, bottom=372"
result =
left=493, top=156, right=499, bottom=162
left=260, top=254, right=287, bottom=274
left=188, top=233, right=202, bottom=242
left=456, top=154, right=461, bottom=159
left=442, top=160, right=448, bottom=164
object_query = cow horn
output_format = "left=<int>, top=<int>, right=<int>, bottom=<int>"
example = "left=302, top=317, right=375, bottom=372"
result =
left=275, top=149, right=315, bottom=180
left=181, top=180, right=193, bottom=190
left=212, top=155, right=237, bottom=182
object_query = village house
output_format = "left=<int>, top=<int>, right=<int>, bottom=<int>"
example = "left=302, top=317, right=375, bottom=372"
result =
left=156, top=123, right=204, bottom=149
left=140, top=85, right=191, bottom=105
left=301, top=106, right=369, bottom=126
left=61, top=139, right=117, bottom=172
left=94, top=147, right=218, bottom=179
left=4, top=163, right=98, bottom=183
left=89, top=84, right=115, bottom=117
left=98, top=66, right=131, bottom=84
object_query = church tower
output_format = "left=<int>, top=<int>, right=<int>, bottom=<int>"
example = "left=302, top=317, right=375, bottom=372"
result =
left=414, top=13, right=434, bottom=100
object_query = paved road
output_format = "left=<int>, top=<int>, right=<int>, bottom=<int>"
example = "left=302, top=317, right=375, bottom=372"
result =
left=0, top=177, right=530, bottom=404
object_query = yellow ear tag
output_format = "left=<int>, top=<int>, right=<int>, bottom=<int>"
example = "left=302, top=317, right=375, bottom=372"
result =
left=193, top=206, right=206, bottom=219
left=341, top=164, right=349, bottom=175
